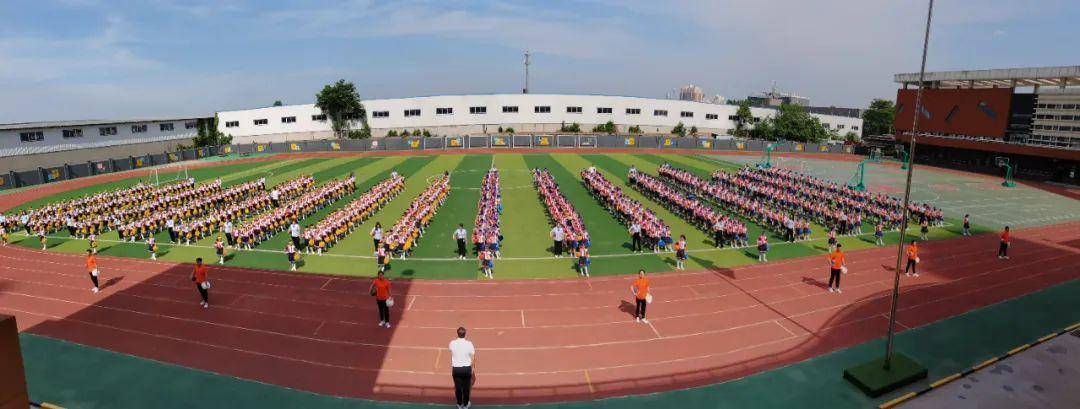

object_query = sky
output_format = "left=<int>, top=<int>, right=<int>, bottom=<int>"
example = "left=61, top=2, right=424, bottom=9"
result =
left=1, top=0, right=1077, bottom=123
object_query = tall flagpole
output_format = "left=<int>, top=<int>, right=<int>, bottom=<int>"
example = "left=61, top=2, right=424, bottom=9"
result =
left=884, top=0, right=934, bottom=370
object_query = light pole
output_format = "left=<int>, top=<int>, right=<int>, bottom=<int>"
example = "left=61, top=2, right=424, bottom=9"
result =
left=884, top=0, right=934, bottom=370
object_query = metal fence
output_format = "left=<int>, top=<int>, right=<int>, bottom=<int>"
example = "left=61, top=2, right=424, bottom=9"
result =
left=0, top=137, right=855, bottom=190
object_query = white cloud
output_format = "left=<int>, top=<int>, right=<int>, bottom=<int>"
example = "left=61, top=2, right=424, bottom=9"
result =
left=992, top=29, right=1008, bottom=37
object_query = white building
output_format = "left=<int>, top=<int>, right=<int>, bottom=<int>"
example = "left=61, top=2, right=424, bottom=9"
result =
left=216, top=94, right=863, bottom=143
left=0, top=118, right=202, bottom=158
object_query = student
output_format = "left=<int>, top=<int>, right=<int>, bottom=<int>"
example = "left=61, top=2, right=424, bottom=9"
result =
left=757, top=233, right=769, bottom=262
left=674, top=235, right=687, bottom=270
left=147, top=236, right=157, bottom=260
left=962, top=214, right=971, bottom=236
left=191, top=258, right=210, bottom=308
left=376, top=244, right=388, bottom=273
left=629, top=221, right=643, bottom=252
left=214, top=236, right=225, bottom=264
left=454, top=223, right=468, bottom=260
left=827, top=228, right=837, bottom=253
left=479, top=248, right=494, bottom=279
left=919, top=218, right=929, bottom=240
left=827, top=244, right=845, bottom=293
left=88, top=233, right=98, bottom=254
left=369, top=271, right=392, bottom=328
left=0, top=225, right=8, bottom=246
left=904, top=240, right=919, bottom=277
left=289, top=221, right=302, bottom=250
left=86, top=249, right=101, bottom=293
left=874, top=222, right=885, bottom=246
left=38, top=229, right=47, bottom=250
left=370, top=222, right=383, bottom=256
left=577, top=245, right=590, bottom=278
left=449, top=327, right=476, bottom=409
left=631, top=269, right=650, bottom=323
left=286, top=243, right=298, bottom=271
left=998, top=226, right=1010, bottom=259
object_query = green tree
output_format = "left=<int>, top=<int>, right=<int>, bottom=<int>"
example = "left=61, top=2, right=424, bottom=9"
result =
left=560, top=121, right=581, bottom=132
left=193, top=115, right=232, bottom=147
left=733, top=100, right=754, bottom=138
left=844, top=131, right=859, bottom=143
left=315, top=79, right=367, bottom=138
left=386, top=130, right=398, bottom=137
left=422, top=129, right=432, bottom=137
left=627, top=125, right=642, bottom=134
left=751, top=104, right=828, bottom=143
left=671, top=122, right=686, bottom=137
left=273, top=100, right=283, bottom=106
left=591, top=121, right=616, bottom=134
left=689, top=126, right=699, bottom=136
left=412, top=129, right=422, bottom=137
left=506, top=127, right=515, bottom=135
left=862, top=99, right=895, bottom=136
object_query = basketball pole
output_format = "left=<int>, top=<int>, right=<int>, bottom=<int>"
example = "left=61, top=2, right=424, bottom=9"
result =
left=884, top=0, right=934, bottom=370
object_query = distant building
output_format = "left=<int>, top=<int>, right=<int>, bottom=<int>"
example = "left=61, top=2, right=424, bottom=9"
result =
left=678, top=85, right=705, bottom=102
left=748, top=88, right=810, bottom=107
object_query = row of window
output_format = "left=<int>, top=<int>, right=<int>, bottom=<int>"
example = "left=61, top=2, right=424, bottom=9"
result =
left=1035, top=103, right=1079, bottom=110
left=362, top=106, right=729, bottom=118
left=1032, top=124, right=1080, bottom=132
left=1034, top=114, right=1079, bottom=121
left=19, top=122, right=192, bottom=142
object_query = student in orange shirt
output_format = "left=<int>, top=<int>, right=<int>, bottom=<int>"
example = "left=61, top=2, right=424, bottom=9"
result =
left=86, top=249, right=101, bottom=293
left=997, top=226, right=1010, bottom=260
left=631, top=269, right=651, bottom=323
left=190, top=257, right=210, bottom=308
left=904, top=240, right=920, bottom=277
left=369, top=271, right=393, bottom=328
left=827, top=244, right=846, bottom=293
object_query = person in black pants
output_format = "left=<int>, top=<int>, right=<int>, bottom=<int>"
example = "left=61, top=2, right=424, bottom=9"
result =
left=449, top=327, right=476, bottom=409
left=998, top=226, right=1010, bottom=259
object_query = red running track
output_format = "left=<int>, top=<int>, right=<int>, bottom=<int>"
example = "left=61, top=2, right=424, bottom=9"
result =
left=0, top=222, right=1077, bottom=404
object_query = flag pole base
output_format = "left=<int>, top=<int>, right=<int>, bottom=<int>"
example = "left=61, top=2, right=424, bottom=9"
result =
left=843, top=353, right=927, bottom=398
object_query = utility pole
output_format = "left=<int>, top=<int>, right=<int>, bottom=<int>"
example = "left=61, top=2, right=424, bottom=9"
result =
left=523, top=51, right=531, bottom=94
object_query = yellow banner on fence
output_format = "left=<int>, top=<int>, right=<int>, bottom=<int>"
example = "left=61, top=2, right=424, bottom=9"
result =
left=330, top=142, right=341, bottom=151
left=843, top=145, right=854, bottom=153
left=290, top=143, right=302, bottom=152
left=819, top=145, right=829, bottom=152
left=624, top=137, right=636, bottom=147
left=256, top=145, right=266, bottom=153
left=492, top=137, right=507, bottom=147
left=168, top=153, right=179, bottom=161
left=663, top=138, right=673, bottom=147
left=700, top=140, right=712, bottom=149
left=135, top=158, right=144, bottom=168
left=196, top=149, right=204, bottom=158
left=409, top=140, right=421, bottom=148
left=736, top=142, right=746, bottom=150
left=538, top=136, right=550, bottom=146
left=448, top=137, right=463, bottom=147
left=222, top=146, right=232, bottom=154
left=795, top=144, right=804, bottom=152
left=0, top=177, right=6, bottom=187
left=48, top=168, right=62, bottom=181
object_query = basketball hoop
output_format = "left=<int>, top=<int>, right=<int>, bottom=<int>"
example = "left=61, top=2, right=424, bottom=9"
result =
left=995, top=156, right=1015, bottom=187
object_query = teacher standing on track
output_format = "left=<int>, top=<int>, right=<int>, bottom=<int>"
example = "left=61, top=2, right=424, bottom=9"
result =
left=450, top=326, right=476, bottom=409
left=631, top=269, right=650, bottom=323
left=370, top=271, right=392, bottom=328
left=86, top=249, right=101, bottom=294
left=191, top=257, right=210, bottom=308
left=998, top=226, right=1010, bottom=259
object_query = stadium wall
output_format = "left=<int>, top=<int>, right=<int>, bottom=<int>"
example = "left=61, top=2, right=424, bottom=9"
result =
left=894, top=88, right=1013, bottom=138
left=0, top=137, right=195, bottom=174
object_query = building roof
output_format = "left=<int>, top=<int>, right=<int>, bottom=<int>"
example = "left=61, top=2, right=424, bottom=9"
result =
left=0, top=117, right=205, bottom=132
left=895, top=66, right=1080, bottom=88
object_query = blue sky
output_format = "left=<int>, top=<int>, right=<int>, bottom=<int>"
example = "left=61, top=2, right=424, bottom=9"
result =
left=1, top=0, right=1077, bottom=122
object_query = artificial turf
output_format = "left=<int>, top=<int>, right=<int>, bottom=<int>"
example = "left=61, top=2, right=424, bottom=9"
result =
left=5, top=153, right=987, bottom=280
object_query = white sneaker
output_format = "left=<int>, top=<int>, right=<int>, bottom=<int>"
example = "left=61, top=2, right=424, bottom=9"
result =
left=635, top=317, right=641, bottom=323
left=1004, top=256, right=1009, bottom=260
left=641, top=318, right=649, bottom=324
left=836, top=288, right=842, bottom=293
left=913, top=273, right=919, bottom=277
left=385, top=323, right=392, bottom=329
left=91, top=287, right=99, bottom=293
left=828, top=287, right=834, bottom=293
left=379, top=321, right=385, bottom=327
left=203, top=303, right=209, bottom=309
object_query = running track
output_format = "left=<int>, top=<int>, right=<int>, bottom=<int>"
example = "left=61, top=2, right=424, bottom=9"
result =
left=0, top=222, right=1076, bottom=404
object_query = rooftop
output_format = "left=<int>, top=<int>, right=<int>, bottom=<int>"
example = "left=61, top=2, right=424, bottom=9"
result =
left=0, top=117, right=206, bottom=132
left=895, top=65, right=1080, bottom=88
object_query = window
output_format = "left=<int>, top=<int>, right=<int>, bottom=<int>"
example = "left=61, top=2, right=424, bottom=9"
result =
left=62, top=129, right=83, bottom=138
left=705, top=113, right=718, bottom=120
left=469, top=106, right=487, bottom=114
left=403, top=109, right=421, bottom=117
left=185, top=121, right=197, bottom=129
left=534, top=106, right=551, bottom=113
left=852, top=126, right=859, bottom=131
left=131, top=124, right=148, bottom=133
left=597, top=107, right=612, bottom=114
left=1064, top=104, right=1077, bottom=110
left=654, top=109, right=668, bottom=116
left=566, top=106, right=583, bottom=114
left=626, top=108, right=641, bottom=115
left=822, top=123, right=830, bottom=129
left=837, top=124, right=845, bottom=129
left=728, top=115, right=738, bottom=121
left=680, top=111, right=693, bottom=118
left=312, top=114, right=328, bottom=121
left=160, top=123, right=174, bottom=131
left=371, top=111, right=389, bottom=118
left=436, top=107, right=453, bottom=115
left=99, top=126, right=117, bottom=136
left=281, top=116, right=297, bottom=123
left=502, top=106, right=519, bottom=113
left=343, top=112, right=362, bottom=120
left=225, top=121, right=239, bottom=128
left=254, top=119, right=268, bottom=126
left=19, top=131, right=44, bottom=142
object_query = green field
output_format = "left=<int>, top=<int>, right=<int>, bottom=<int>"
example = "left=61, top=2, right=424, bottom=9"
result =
left=5, top=152, right=995, bottom=279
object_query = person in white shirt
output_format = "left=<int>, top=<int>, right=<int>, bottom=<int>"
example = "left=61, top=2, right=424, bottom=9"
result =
left=550, top=225, right=565, bottom=257
left=449, top=327, right=476, bottom=409
left=270, top=188, right=281, bottom=207
left=223, top=220, right=234, bottom=247
left=370, top=222, right=383, bottom=256
left=166, top=218, right=177, bottom=243
left=289, top=222, right=302, bottom=249
left=453, top=224, right=468, bottom=260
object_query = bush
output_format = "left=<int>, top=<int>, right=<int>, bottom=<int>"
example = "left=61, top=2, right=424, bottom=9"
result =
left=386, top=130, right=398, bottom=137
left=671, top=122, right=686, bottom=137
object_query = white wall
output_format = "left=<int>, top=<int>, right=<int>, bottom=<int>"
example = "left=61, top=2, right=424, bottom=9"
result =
left=1, top=119, right=200, bottom=155
left=217, top=94, right=863, bottom=142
